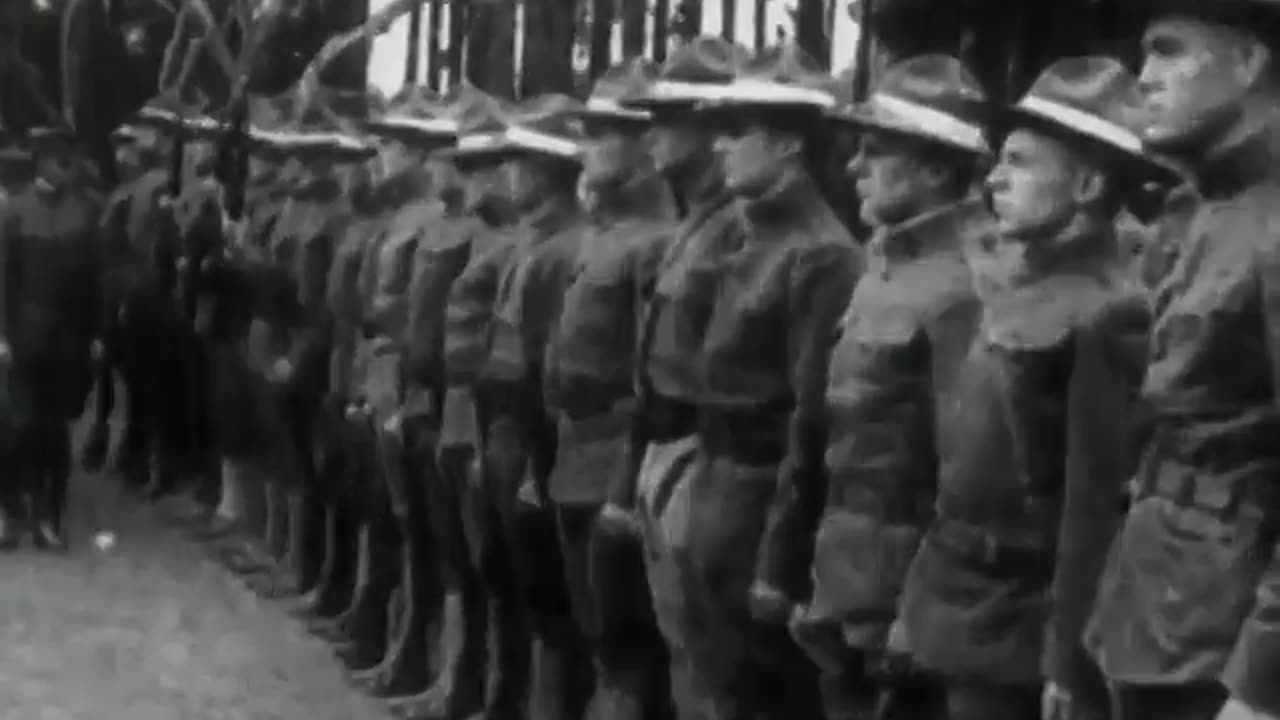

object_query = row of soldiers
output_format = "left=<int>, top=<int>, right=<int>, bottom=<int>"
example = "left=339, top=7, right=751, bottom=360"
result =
left=3, top=0, right=1280, bottom=718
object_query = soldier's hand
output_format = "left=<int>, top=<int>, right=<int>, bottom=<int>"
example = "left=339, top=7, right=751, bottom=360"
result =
left=1041, top=681, right=1075, bottom=720
left=747, top=579, right=794, bottom=625
left=596, top=502, right=640, bottom=536
left=270, top=357, right=293, bottom=384
left=787, top=604, right=846, bottom=675
left=90, top=339, right=105, bottom=364
left=1215, top=698, right=1274, bottom=720
left=0, top=339, right=12, bottom=364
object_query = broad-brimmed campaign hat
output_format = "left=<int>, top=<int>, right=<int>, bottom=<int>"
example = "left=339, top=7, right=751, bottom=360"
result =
left=501, top=94, right=587, bottom=158
left=830, top=54, right=989, bottom=154
left=577, top=58, right=658, bottom=122
left=1126, top=0, right=1280, bottom=36
left=365, top=85, right=458, bottom=143
left=439, top=93, right=585, bottom=161
left=250, top=86, right=378, bottom=160
left=434, top=89, right=515, bottom=162
left=694, top=44, right=838, bottom=112
left=619, top=35, right=749, bottom=109
left=998, top=56, right=1180, bottom=181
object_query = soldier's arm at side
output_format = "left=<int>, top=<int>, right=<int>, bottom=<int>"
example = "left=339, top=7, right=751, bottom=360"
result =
left=1043, top=303, right=1141, bottom=706
left=1219, top=238, right=1280, bottom=718
left=605, top=230, right=671, bottom=510
left=0, top=209, right=20, bottom=351
left=754, top=242, right=859, bottom=602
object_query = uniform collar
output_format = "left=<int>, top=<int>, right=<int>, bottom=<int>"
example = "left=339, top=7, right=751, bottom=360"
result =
left=1014, top=219, right=1118, bottom=286
left=740, top=168, right=822, bottom=229
left=1192, top=120, right=1277, bottom=201
left=870, top=197, right=984, bottom=267
left=524, top=194, right=579, bottom=235
left=592, top=171, right=673, bottom=226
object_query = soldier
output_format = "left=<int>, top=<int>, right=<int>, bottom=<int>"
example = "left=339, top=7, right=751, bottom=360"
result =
left=330, top=92, right=441, bottom=677
left=239, top=98, right=378, bottom=600
left=476, top=94, right=594, bottom=720
left=887, top=58, right=1173, bottom=720
left=783, top=55, right=992, bottom=720
left=96, top=98, right=195, bottom=500
left=1086, top=4, right=1280, bottom=720
left=600, top=35, right=748, bottom=720
left=399, top=93, right=522, bottom=720
left=295, top=132, right=394, bottom=636
left=669, top=47, right=861, bottom=719
left=334, top=85, right=460, bottom=699
left=543, top=59, right=676, bottom=720
left=0, top=128, right=30, bottom=546
left=0, top=125, right=107, bottom=551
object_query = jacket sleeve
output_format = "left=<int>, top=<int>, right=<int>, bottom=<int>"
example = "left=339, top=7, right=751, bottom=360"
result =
left=1044, top=298, right=1145, bottom=703
left=1220, top=239, right=1280, bottom=716
left=756, top=242, right=858, bottom=598
left=0, top=208, right=20, bottom=344
left=607, top=231, right=671, bottom=508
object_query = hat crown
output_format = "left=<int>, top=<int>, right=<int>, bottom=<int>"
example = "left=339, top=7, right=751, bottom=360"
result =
left=875, top=54, right=986, bottom=110
left=659, top=35, right=749, bottom=83
left=739, top=43, right=834, bottom=92
left=453, top=90, right=511, bottom=136
left=511, top=93, right=587, bottom=141
left=590, top=57, right=660, bottom=103
left=1019, top=56, right=1142, bottom=132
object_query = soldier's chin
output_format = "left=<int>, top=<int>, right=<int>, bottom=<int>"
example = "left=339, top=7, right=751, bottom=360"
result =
left=1140, top=123, right=1204, bottom=154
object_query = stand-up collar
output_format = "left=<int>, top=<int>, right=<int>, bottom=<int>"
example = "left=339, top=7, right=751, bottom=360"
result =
left=740, top=169, right=823, bottom=228
left=1192, top=120, right=1278, bottom=200
left=591, top=170, right=673, bottom=226
left=524, top=193, right=579, bottom=235
left=869, top=197, right=986, bottom=269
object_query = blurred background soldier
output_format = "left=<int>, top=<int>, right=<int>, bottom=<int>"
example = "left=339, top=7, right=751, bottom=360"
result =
left=479, top=94, right=591, bottom=720
left=0, top=125, right=106, bottom=551
left=425, top=93, right=522, bottom=720
left=346, top=85, right=456, bottom=700
left=543, top=59, right=675, bottom=720
left=0, top=126, right=32, bottom=548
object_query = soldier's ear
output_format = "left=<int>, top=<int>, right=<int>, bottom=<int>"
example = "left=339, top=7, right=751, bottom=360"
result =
left=1072, top=164, right=1110, bottom=210
left=1229, top=31, right=1272, bottom=90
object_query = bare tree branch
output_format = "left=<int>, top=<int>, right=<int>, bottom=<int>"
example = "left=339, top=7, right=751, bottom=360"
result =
left=296, top=0, right=429, bottom=106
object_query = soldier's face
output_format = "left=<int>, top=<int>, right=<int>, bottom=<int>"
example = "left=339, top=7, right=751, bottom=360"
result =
left=463, top=164, right=504, bottom=210
left=848, top=132, right=937, bottom=226
left=503, top=157, right=544, bottom=209
left=1138, top=17, right=1267, bottom=153
left=649, top=119, right=710, bottom=176
left=715, top=123, right=799, bottom=197
left=985, top=129, right=1082, bottom=239
left=582, top=122, right=647, bottom=187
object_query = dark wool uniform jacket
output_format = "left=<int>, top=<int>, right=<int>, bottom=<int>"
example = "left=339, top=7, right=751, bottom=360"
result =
left=1087, top=126, right=1280, bottom=716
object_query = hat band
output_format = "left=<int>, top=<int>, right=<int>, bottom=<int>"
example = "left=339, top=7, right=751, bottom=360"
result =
left=705, top=79, right=837, bottom=109
left=871, top=93, right=988, bottom=152
left=1016, top=95, right=1144, bottom=155
left=586, top=97, right=651, bottom=120
left=376, top=116, right=459, bottom=135
left=457, top=132, right=507, bottom=151
left=504, top=126, right=580, bottom=158
left=647, top=79, right=734, bottom=103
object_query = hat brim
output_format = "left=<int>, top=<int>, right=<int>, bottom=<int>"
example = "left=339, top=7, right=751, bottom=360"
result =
left=365, top=116, right=460, bottom=144
left=995, top=102, right=1183, bottom=184
left=249, top=129, right=377, bottom=160
left=574, top=97, right=653, bottom=123
left=829, top=100, right=990, bottom=155
left=1127, top=0, right=1280, bottom=26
